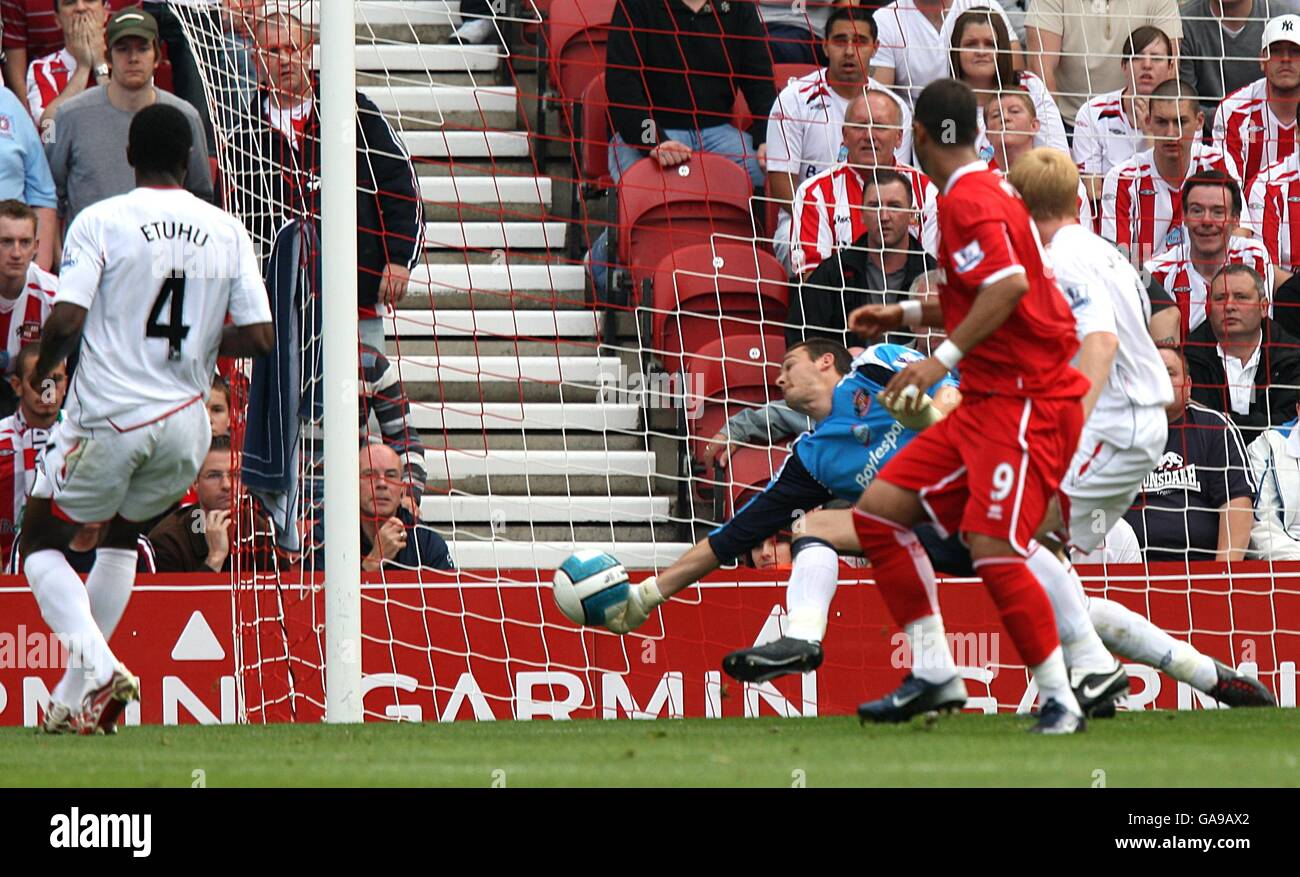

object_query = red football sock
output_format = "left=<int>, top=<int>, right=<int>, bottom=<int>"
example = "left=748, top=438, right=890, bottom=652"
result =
left=852, top=508, right=938, bottom=627
left=973, top=556, right=1060, bottom=668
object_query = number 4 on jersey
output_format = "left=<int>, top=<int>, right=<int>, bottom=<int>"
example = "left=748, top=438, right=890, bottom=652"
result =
left=147, top=275, right=190, bottom=360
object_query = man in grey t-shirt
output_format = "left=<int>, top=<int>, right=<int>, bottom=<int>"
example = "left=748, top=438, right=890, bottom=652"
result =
left=45, top=7, right=212, bottom=227
left=1181, top=0, right=1300, bottom=117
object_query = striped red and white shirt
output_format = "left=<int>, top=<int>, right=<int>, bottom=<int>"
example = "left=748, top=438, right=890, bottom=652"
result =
left=25, top=47, right=74, bottom=121
left=1143, top=235, right=1274, bottom=336
left=0, top=409, right=53, bottom=568
left=1244, top=154, right=1300, bottom=272
left=1213, top=78, right=1298, bottom=185
left=0, top=262, right=56, bottom=375
left=790, top=161, right=938, bottom=274
left=1072, top=88, right=1144, bottom=179
left=1100, top=142, right=1241, bottom=265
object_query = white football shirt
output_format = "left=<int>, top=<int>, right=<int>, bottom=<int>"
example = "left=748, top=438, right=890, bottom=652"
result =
left=1049, top=223, right=1173, bottom=448
left=56, top=186, right=273, bottom=431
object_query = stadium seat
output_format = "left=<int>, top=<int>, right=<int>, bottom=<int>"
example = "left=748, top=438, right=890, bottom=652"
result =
left=647, top=242, right=788, bottom=374
left=541, top=0, right=616, bottom=133
left=715, top=444, right=792, bottom=523
left=772, top=63, right=818, bottom=89
left=567, top=73, right=614, bottom=257
left=683, top=333, right=785, bottom=462
left=614, top=153, right=757, bottom=302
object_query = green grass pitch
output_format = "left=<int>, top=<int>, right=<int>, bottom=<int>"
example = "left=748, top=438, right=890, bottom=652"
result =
left=3, top=710, right=1299, bottom=787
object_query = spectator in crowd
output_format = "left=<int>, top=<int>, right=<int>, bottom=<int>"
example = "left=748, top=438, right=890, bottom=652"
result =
left=790, top=90, right=938, bottom=275
left=141, top=0, right=225, bottom=154
left=1123, top=346, right=1255, bottom=562
left=984, top=89, right=1094, bottom=226
left=1185, top=263, right=1300, bottom=437
left=766, top=7, right=913, bottom=264
left=27, top=0, right=110, bottom=126
left=0, top=201, right=57, bottom=381
left=787, top=169, right=935, bottom=346
left=45, top=7, right=213, bottom=227
left=227, top=9, right=422, bottom=353
left=1024, top=0, right=1181, bottom=126
left=149, top=434, right=276, bottom=572
left=871, top=0, right=1022, bottom=106
left=750, top=534, right=794, bottom=568
left=0, top=345, right=63, bottom=566
left=948, top=7, right=1067, bottom=153
left=1072, top=26, right=1176, bottom=199
left=312, top=442, right=453, bottom=572
left=1144, top=171, right=1277, bottom=338
left=0, top=91, right=58, bottom=273
left=1181, top=0, right=1300, bottom=121
left=1244, top=146, right=1300, bottom=273
left=603, top=0, right=775, bottom=187
left=1214, top=13, right=1300, bottom=184
left=2, top=0, right=67, bottom=98
left=1102, top=80, right=1240, bottom=265
left=758, top=0, right=833, bottom=64
left=1245, top=399, right=1300, bottom=559
left=208, top=373, right=231, bottom=437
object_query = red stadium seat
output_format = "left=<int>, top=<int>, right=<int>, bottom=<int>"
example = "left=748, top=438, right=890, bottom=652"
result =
left=683, top=333, right=785, bottom=462
left=718, top=444, right=792, bottom=522
left=578, top=74, right=613, bottom=192
left=615, top=153, right=757, bottom=302
left=544, top=0, right=615, bottom=128
left=648, top=242, right=788, bottom=374
left=772, top=63, right=818, bottom=90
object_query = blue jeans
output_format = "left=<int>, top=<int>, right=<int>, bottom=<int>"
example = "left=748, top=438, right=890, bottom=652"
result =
left=589, top=125, right=764, bottom=298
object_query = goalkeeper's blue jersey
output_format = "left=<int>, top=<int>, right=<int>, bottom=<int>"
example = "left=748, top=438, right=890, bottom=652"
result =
left=794, top=344, right=959, bottom=502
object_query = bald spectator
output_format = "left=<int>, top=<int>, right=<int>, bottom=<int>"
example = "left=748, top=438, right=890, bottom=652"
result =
left=45, top=7, right=213, bottom=227
left=312, top=443, right=453, bottom=573
left=789, top=89, right=938, bottom=275
left=225, top=9, right=422, bottom=352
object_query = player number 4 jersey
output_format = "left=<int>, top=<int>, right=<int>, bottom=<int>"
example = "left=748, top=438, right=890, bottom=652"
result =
left=56, top=187, right=273, bottom=431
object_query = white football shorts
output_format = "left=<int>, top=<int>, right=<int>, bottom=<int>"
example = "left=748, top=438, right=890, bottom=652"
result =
left=1060, top=408, right=1168, bottom=555
left=31, top=398, right=211, bottom=524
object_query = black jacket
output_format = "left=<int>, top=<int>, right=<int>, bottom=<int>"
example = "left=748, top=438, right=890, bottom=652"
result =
left=785, top=233, right=935, bottom=349
left=1185, top=317, right=1300, bottom=439
left=222, top=80, right=423, bottom=310
left=312, top=507, right=454, bottom=572
left=606, top=0, right=775, bottom=153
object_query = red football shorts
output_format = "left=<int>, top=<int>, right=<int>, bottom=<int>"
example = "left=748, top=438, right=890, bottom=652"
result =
left=878, top=394, right=1084, bottom=554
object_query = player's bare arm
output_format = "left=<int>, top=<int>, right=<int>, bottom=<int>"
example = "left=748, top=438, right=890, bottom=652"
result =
left=883, top=272, right=1030, bottom=403
left=1077, top=331, right=1119, bottom=420
left=32, top=302, right=88, bottom=388
left=219, top=322, right=276, bottom=358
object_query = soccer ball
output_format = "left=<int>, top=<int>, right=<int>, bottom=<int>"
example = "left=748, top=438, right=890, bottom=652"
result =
left=552, top=549, right=631, bottom=626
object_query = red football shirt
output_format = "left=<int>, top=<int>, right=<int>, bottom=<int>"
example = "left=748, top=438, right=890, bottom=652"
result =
left=936, top=161, right=1089, bottom=399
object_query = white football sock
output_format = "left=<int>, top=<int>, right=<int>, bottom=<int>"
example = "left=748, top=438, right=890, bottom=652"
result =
left=1030, top=646, right=1083, bottom=716
left=26, top=549, right=116, bottom=699
left=51, top=548, right=138, bottom=708
left=1026, top=546, right=1115, bottom=675
left=905, top=614, right=958, bottom=683
left=1089, top=597, right=1218, bottom=692
left=785, top=538, right=838, bottom=642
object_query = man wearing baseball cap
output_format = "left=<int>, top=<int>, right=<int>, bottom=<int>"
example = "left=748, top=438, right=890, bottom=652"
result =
left=44, top=6, right=213, bottom=227
left=1214, top=14, right=1300, bottom=183
left=1182, top=2, right=1297, bottom=121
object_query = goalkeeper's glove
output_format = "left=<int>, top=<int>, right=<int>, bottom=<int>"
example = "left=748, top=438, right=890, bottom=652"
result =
left=877, top=388, right=945, bottom=432
left=606, top=576, right=665, bottom=634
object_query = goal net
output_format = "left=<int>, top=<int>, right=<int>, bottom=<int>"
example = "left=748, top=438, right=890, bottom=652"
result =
left=164, top=0, right=1298, bottom=723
